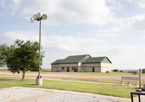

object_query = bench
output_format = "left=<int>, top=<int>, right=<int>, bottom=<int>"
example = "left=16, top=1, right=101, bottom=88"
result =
left=121, top=77, right=139, bottom=86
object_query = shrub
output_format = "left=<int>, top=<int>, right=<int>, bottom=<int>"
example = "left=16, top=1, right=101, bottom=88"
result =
left=142, top=69, right=145, bottom=73
left=132, top=71, right=137, bottom=75
left=120, top=70, right=123, bottom=72
left=113, top=69, right=119, bottom=72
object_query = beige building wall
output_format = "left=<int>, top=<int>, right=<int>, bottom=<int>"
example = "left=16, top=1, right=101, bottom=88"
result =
left=82, top=63, right=101, bottom=72
left=51, top=65, right=60, bottom=72
left=51, top=62, right=111, bottom=72
left=101, top=63, right=111, bottom=72
left=51, top=64, right=78, bottom=72
left=59, top=63, right=78, bottom=72
left=78, top=63, right=82, bottom=72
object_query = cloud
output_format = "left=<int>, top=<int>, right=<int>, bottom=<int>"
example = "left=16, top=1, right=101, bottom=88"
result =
left=45, top=36, right=136, bottom=56
left=2, top=0, right=145, bottom=28
left=94, top=27, right=120, bottom=37
left=119, top=14, right=145, bottom=34
left=42, top=35, right=107, bottom=53
left=0, top=30, right=139, bottom=69
left=132, top=14, right=145, bottom=32
left=10, top=12, right=15, bottom=15
left=78, top=33, right=85, bottom=36
left=0, top=30, right=138, bottom=55
left=108, top=0, right=123, bottom=10
left=0, top=0, right=22, bottom=10
left=28, top=0, right=113, bottom=25
left=0, top=30, right=38, bottom=44
left=127, top=0, right=145, bottom=8
left=1, top=0, right=116, bottom=25
left=97, top=27, right=119, bottom=33
left=0, top=30, right=106, bottom=50
left=110, top=14, right=145, bottom=36
left=109, top=14, right=145, bottom=27
left=96, top=33, right=119, bottom=37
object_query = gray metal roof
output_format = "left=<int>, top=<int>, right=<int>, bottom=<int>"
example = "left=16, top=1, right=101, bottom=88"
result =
left=82, top=57, right=112, bottom=63
left=51, top=59, right=64, bottom=65
left=51, top=55, right=111, bottom=65
left=59, top=54, right=90, bottom=64
left=51, top=54, right=90, bottom=64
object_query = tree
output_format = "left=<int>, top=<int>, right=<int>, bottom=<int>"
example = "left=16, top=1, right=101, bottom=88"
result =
left=0, top=44, right=15, bottom=67
left=132, top=71, right=137, bottom=75
left=113, top=69, right=119, bottom=72
left=6, top=39, right=44, bottom=81
left=142, top=69, right=145, bottom=73
left=120, top=70, right=123, bottom=72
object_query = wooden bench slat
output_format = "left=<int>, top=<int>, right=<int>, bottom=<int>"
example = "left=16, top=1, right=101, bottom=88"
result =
left=122, top=77, right=138, bottom=80
left=121, top=77, right=139, bottom=86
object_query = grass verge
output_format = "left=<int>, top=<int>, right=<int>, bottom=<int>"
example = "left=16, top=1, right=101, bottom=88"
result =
left=0, top=75, right=137, bottom=98
left=0, top=70, right=143, bottom=76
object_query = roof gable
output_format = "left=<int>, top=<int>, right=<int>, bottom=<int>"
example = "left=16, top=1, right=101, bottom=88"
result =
left=79, top=55, right=91, bottom=63
left=102, top=57, right=112, bottom=63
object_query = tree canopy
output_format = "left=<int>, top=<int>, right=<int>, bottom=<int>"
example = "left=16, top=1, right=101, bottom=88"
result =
left=113, top=69, right=119, bottom=72
left=6, top=39, right=44, bottom=80
left=142, top=69, right=145, bottom=73
left=0, top=44, right=15, bottom=67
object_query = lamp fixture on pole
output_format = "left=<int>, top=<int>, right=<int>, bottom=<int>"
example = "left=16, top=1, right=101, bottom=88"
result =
left=30, top=13, right=47, bottom=85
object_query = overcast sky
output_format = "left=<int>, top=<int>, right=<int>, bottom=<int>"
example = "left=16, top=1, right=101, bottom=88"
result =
left=0, top=0, right=145, bottom=70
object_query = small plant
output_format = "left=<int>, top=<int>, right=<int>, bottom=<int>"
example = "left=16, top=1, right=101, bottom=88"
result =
left=132, top=71, right=138, bottom=75
left=120, top=70, right=123, bottom=72
left=113, top=69, right=118, bottom=72
left=142, top=69, right=145, bottom=73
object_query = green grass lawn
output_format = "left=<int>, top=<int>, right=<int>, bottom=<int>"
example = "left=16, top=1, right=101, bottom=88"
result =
left=40, top=72, right=140, bottom=75
left=40, top=71, right=145, bottom=76
left=0, top=75, right=137, bottom=98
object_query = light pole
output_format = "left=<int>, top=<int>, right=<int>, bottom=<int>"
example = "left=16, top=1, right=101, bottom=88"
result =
left=139, top=69, right=142, bottom=89
left=30, top=13, right=47, bottom=85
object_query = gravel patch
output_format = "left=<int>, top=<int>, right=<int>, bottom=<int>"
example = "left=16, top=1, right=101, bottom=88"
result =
left=0, top=88, right=48, bottom=102
left=0, top=88, right=121, bottom=102
left=32, top=93, right=120, bottom=102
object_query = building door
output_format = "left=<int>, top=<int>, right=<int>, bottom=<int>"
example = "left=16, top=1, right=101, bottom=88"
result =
left=74, top=67, right=77, bottom=72
left=92, top=67, right=95, bottom=72
left=67, top=67, right=70, bottom=72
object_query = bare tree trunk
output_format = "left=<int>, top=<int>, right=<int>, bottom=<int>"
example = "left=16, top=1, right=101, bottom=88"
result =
left=22, top=68, right=25, bottom=81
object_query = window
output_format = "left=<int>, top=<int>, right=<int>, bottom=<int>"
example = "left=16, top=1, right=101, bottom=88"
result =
left=61, top=67, right=64, bottom=70
left=72, top=67, right=75, bottom=70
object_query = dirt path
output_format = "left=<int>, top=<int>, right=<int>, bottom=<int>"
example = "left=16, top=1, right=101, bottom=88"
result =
left=1, top=72, right=145, bottom=80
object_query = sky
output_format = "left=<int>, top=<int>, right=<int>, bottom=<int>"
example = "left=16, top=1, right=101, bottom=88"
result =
left=0, top=0, right=145, bottom=70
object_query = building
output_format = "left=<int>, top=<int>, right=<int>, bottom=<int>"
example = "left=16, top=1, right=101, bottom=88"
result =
left=51, top=54, right=112, bottom=72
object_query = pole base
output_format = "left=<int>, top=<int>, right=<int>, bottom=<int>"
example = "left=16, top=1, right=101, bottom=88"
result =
left=36, top=77, right=42, bottom=85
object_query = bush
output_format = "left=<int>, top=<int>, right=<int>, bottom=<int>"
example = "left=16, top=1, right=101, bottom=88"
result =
left=113, top=69, right=119, bottom=72
left=142, top=69, right=145, bottom=73
left=132, top=71, right=138, bottom=75
left=128, top=71, right=138, bottom=74
left=120, top=70, right=123, bottom=72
